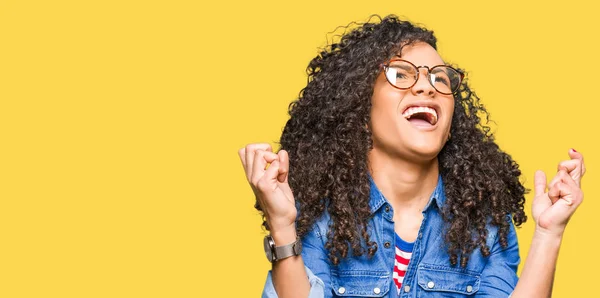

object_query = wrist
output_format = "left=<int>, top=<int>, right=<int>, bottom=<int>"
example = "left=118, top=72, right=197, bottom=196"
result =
left=270, top=225, right=298, bottom=246
left=533, top=226, right=564, bottom=244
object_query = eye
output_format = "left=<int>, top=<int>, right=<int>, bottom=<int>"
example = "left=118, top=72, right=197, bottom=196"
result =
left=430, top=69, right=451, bottom=87
left=384, top=60, right=418, bottom=88
left=434, top=75, right=450, bottom=86
left=386, top=67, right=414, bottom=83
left=395, top=70, right=409, bottom=79
left=392, top=67, right=416, bottom=79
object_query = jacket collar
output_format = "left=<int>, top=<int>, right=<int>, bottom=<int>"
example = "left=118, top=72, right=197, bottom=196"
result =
left=368, top=174, right=446, bottom=214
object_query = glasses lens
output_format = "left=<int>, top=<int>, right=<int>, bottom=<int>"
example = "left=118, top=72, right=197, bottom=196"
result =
left=385, top=60, right=417, bottom=89
left=430, top=67, right=461, bottom=94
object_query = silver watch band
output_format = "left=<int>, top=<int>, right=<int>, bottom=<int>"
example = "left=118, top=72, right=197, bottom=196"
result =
left=274, top=238, right=302, bottom=261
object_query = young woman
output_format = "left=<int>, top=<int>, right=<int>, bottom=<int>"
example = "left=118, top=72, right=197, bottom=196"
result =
left=239, top=15, right=585, bottom=298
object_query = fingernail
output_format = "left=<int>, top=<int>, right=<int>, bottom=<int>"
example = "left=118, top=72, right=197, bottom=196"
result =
left=571, top=148, right=577, bottom=153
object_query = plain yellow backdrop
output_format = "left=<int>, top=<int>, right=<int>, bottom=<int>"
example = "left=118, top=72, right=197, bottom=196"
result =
left=0, top=0, right=598, bottom=297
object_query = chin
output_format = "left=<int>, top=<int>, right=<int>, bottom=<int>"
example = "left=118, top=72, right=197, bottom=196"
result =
left=405, top=141, right=444, bottom=161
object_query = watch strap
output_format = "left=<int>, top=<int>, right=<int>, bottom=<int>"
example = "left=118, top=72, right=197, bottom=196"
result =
left=273, top=237, right=302, bottom=261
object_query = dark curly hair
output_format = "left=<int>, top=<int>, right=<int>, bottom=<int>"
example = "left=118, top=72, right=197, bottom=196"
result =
left=260, top=14, right=527, bottom=267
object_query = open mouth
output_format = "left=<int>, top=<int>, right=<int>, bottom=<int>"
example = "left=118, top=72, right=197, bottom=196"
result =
left=402, top=106, right=438, bottom=126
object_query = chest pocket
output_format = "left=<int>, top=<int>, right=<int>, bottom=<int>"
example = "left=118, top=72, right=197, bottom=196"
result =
left=417, top=264, right=480, bottom=296
left=330, top=270, right=390, bottom=297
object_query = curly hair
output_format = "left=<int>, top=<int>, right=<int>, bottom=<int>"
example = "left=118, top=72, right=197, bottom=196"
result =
left=261, top=14, right=527, bottom=267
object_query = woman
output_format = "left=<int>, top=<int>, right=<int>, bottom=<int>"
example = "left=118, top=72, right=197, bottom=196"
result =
left=239, top=15, right=585, bottom=297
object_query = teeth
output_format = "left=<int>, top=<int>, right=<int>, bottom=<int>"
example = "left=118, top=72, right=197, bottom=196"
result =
left=402, top=106, right=438, bottom=124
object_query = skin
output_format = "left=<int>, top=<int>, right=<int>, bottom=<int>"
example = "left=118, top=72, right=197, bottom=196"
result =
left=238, top=42, right=585, bottom=298
left=512, top=152, right=586, bottom=298
left=367, top=43, right=454, bottom=242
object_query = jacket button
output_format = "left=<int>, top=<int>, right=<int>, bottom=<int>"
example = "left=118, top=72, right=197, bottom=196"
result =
left=404, top=285, right=410, bottom=293
left=384, top=242, right=391, bottom=248
left=338, top=287, right=346, bottom=294
left=427, top=281, right=435, bottom=288
left=466, top=285, right=473, bottom=293
left=373, top=287, right=381, bottom=294
left=385, top=206, right=390, bottom=212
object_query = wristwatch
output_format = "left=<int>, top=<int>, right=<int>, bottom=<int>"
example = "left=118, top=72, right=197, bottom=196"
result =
left=263, top=235, right=302, bottom=263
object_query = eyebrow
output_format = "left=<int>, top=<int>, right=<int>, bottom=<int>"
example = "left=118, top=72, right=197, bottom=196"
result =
left=391, top=55, right=448, bottom=67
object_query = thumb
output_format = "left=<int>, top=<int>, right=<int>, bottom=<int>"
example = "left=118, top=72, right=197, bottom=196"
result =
left=534, top=170, right=547, bottom=197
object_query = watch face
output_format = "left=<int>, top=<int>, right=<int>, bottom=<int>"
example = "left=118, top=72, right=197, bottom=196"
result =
left=263, top=236, right=274, bottom=262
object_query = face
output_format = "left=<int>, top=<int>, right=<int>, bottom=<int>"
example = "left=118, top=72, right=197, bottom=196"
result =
left=370, top=42, right=455, bottom=162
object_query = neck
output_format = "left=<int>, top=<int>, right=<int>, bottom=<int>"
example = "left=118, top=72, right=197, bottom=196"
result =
left=367, top=148, right=439, bottom=210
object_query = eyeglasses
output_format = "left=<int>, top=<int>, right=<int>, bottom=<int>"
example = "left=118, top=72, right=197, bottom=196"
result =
left=381, top=58, right=464, bottom=95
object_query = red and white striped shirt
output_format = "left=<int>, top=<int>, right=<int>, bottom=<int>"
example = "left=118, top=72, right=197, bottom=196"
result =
left=393, top=233, right=414, bottom=294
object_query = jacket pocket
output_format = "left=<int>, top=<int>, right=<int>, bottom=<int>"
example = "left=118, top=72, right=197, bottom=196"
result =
left=330, top=270, right=390, bottom=297
left=417, top=263, right=480, bottom=296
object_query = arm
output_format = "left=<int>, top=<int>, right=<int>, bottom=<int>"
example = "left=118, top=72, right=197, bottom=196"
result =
left=266, top=226, right=311, bottom=298
left=239, top=144, right=328, bottom=298
left=511, top=228, right=562, bottom=298
left=511, top=149, right=585, bottom=298
left=476, top=222, right=564, bottom=298
left=476, top=150, right=584, bottom=298
left=262, top=222, right=331, bottom=298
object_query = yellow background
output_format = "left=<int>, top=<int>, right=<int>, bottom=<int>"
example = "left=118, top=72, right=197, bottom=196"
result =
left=0, top=1, right=598, bottom=297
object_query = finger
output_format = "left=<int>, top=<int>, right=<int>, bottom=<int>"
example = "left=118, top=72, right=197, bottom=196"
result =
left=558, top=156, right=583, bottom=187
left=548, top=182, right=561, bottom=204
left=548, top=170, right=568, bottom=191
left=251, top=149, right=278, bottom=184
left=245, top=143, right=273, bottom=180
left=263, top=159, right=281, bottom=187
left=557, top=160, right=579, bottom=174
left=557, top=174, right=583, bottom=207
left=556, top=182, right=574, bottom=206
left=534, top=170, right=547, bottom=197
left=257, top=160, right=284, bottom=209
left=557, top=168, right=579, bottom=188
left=238, top=147, right=247, bottom=168
left=277, top=150, right=289, bottom=183
left=568, top=148, right=586, bottom=176
left=547, top=170, right=568, bottom=204
left=548, top=193, right=578, bottom=214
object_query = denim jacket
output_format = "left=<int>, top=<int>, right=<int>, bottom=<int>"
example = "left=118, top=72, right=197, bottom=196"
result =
left=262, top=175, right=520, bottom=297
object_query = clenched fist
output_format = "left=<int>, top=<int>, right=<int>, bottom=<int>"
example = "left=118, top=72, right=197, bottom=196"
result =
left=532, top=149, right=586, bottom=236
left=239, top=143, right=297, bottom=236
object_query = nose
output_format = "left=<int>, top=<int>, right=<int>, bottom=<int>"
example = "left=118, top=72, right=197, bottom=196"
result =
left=411, top=68, right=435, bottom=97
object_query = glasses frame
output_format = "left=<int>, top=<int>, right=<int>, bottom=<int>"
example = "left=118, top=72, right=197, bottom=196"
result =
left=380, top=58, right=464, bottom=95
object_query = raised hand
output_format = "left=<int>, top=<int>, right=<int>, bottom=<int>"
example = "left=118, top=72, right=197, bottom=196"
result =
left=532, top=149, right=585, bottom=236
left=238, top=143, right=297, bottom=236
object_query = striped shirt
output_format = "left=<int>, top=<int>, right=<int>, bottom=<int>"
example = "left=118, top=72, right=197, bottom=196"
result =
left=393, top=233, right=414, bottom=293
